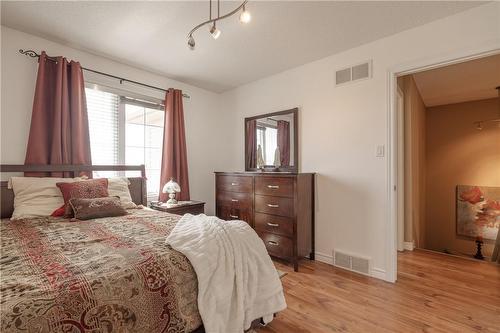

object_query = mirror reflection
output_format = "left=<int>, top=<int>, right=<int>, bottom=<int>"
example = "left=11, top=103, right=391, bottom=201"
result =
left=245, top=108, right=297, bottom=171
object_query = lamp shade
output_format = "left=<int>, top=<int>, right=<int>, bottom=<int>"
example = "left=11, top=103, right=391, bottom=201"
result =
left=162, top=179, right=181, bottom=194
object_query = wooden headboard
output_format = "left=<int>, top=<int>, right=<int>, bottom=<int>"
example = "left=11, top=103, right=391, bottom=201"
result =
left=0, top=164, right=147, bottom=219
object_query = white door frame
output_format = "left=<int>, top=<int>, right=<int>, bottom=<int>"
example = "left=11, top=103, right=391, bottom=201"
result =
left=396, top=86, right=405, bottom=252
left=385, top=45, right=500, bottom=283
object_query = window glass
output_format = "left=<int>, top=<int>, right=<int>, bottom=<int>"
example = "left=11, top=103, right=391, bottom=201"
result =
left=264, top=127, right=277, bottom=165
left=86, top=86, right=164, bottom=200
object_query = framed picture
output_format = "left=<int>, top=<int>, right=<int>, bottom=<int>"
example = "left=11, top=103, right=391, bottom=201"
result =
left=456, top=185, right=500, bottom=241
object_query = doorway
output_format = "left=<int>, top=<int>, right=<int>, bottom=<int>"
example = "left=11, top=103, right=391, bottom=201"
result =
left=394, top=54, right=500, bottom=270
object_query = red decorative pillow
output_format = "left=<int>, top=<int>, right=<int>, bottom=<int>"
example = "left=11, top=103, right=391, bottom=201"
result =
left=51, top=206, right=66, bottom=217
left=55, top=179, right=109, bottom=217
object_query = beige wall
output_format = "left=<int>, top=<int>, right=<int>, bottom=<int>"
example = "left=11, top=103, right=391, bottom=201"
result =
left=402, top=76, right=427, bottom=248
left=425, top=98, right=500, bottom=257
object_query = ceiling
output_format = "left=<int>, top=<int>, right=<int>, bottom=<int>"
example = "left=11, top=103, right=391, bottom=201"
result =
left=412, top=54, right=500, bottom=107
left=1, top=1, right=486, bottom=93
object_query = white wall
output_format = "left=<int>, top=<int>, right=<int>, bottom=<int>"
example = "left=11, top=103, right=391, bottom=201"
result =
left=222, top=3, right=500, bottom=280
left=2, top=3, right=499, bottom=281
left=0, top=26, right=233, bottom=215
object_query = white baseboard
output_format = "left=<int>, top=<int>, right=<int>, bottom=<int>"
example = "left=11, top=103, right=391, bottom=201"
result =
left=313, top=251, right=390, bottom=282
left=314, top=251, right=333, bottom=264
left=370, top=267, right=387, bottom=280
left=403, top=241, right=415, bottom=251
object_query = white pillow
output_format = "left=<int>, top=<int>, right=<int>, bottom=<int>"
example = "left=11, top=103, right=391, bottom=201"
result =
left=9, top=176, right=83, bottom=220
left=107, top=177, right=137, bottom=209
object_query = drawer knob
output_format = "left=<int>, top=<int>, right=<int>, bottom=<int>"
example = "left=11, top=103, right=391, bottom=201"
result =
left=267, top=222, right=279, bottom=227
left=268, top=241, right=279, bottom=246
left=229, top=214, right=239, bottom=219
left=267, top=204, right=279, bottom=208
left=231, top=199, right=239, bottom=202
left=231, top=182, right=238, bottom=186
left=267, top=185, right=280, bottom=189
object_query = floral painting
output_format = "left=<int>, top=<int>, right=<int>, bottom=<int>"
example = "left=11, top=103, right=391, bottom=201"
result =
left=457, top=185, right=500, bottom=240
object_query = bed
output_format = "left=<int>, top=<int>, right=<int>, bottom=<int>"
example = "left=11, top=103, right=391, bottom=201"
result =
left=0, top=165, right=203, bottom=333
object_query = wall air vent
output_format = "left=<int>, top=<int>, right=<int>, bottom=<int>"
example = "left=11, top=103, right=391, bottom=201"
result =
left=333, top=251, right=351, bottom=270
left=333, top=250, right=371, bottom=276
left=335, top=60, right=372, bottom=86
left=335, top=68, right=351, bottom=85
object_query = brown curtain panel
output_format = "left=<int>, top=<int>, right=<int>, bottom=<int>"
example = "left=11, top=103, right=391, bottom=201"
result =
left=159, top=89, right=190, bottom=201
left=277, top=120, right=290, bottom=166
left=246, top=119, right=257, bottom=169
left=25, top=51, right=92, bottom=177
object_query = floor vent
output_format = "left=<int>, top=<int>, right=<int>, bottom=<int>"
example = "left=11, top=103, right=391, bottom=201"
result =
left=335, top=60, right=372, bottom=86
left=333, top=250, right=370, bottom=276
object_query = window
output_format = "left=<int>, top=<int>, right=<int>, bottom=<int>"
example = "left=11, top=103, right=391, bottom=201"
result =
left=124, top=103, right=164, bottom=199
left=85, top=87, right=164, bottom=201
left=263, top=127, right=277, bottom=165
left=257, top=126, right=266, bottom=160
left=256, top=125, right=277, bottom=165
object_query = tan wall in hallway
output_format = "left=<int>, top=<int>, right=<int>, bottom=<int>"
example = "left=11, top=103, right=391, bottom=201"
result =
left=425, top=98, right=500, bottom=257
left=402, top=75, right=427, bottom=248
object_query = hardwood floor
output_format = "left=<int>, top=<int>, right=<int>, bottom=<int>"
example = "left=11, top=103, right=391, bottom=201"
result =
left=258, top=250, right=500, bottom=333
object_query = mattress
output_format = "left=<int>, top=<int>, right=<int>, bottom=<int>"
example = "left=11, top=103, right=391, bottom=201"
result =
left=0, top=209, right=202, bottom=333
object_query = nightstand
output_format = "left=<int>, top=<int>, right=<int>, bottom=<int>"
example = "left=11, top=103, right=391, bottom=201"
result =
left=149, top=201, right=205, bottom=216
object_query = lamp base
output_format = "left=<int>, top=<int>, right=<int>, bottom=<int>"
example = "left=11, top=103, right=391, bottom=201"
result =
left=166, top=192, right=178, bottom=205
left=166, top=198, right=178, bottom=205
left=474, top=240, right=484, bottom=260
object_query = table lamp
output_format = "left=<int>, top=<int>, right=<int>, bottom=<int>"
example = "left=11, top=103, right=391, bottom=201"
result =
left=163, top=178, right=181, bottom=205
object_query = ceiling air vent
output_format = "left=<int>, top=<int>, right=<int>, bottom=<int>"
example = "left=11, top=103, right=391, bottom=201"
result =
left=335, top=60, right=372, bottom=86
left=333, top=250, right=371, bottom=276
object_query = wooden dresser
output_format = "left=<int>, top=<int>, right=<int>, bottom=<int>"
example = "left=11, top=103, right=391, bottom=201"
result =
left=215, top=172, right=315, bottom=271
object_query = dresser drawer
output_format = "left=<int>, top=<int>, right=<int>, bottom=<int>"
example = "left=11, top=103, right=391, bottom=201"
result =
left=255, top=195, right=294, bottom=217
left=217, top=205, right=253, bottom=226
left=254, top=213, right=294, bottom=237
left=217, top=191, right=252, bottom=210
left=255, top=176, right=294, bottom=198
left=257, top=231, right=293, bottom=259
left=216, top=175, right=253, bottom=193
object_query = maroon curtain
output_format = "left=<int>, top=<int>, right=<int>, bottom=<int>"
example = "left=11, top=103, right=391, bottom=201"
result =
left=246, top=119, right=257, bottom=169
left=159, top=89, right=190, bottom=201
left=25, top=51, right=91, bottom=177
left=277, top=120, right=290, bottom=166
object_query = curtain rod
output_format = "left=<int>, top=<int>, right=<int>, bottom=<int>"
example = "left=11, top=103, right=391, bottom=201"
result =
left=19, top=49, right=190, bottom=99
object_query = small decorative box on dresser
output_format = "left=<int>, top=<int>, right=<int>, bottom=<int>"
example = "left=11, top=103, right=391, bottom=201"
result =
left=215, top=172, right=315, bottom=271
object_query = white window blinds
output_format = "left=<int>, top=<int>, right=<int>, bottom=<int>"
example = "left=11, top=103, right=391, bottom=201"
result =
left=86, top=88, right=120, bottom=165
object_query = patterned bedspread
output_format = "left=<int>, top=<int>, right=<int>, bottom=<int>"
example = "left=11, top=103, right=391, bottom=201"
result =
left=0, top=209, right=202, bottom=333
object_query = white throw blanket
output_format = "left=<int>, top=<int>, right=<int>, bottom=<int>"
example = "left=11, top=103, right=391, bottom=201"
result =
left=166, top=214, right=287, bottom=333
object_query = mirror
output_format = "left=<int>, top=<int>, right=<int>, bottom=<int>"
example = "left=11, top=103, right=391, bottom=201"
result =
left=245, top=108, right=298, bottom=172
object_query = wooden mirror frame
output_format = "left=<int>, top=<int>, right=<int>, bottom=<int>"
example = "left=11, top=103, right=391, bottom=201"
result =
left=244, top=107, right=298, bottom=173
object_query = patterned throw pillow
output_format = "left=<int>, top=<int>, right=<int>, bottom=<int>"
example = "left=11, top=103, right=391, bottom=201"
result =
left=69, top=196, right=128, bottom=220
left=55, top=178, right=109, bottom=217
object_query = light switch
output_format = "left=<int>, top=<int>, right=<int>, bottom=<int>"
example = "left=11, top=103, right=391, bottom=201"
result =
left=376, top=145, right=385, bottom=157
